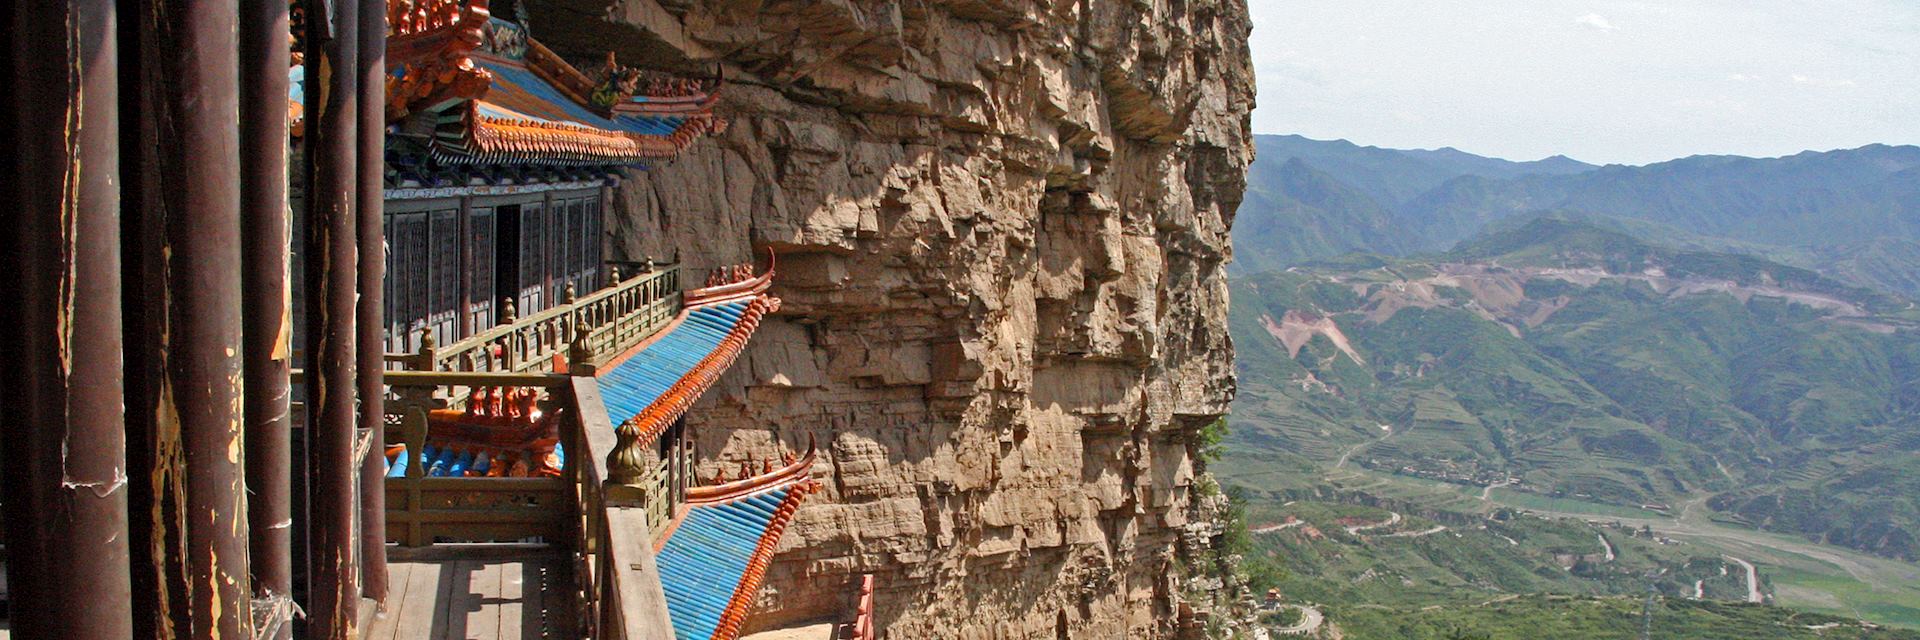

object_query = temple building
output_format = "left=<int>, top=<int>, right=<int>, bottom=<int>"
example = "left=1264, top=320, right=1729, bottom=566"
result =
left=3, top=1, right=870, bottom=638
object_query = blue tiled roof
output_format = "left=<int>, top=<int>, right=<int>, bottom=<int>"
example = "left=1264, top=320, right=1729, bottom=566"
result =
left=384, top=443, right=561, bottom=478
left=598, top=300, right=753, bottom=426
left=655, top=487, right=793, bottom=640
left=473, top=59, right=689, bottom=138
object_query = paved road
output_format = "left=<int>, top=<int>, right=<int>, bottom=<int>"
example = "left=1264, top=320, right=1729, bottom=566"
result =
left=1516, top=496, right=1883, bottom=587
left=1267, top=605, right=1324, bottom=637
left=1345, top=511, right=1402, bottom=535
left=1252, top=520, right=1305, bottom=534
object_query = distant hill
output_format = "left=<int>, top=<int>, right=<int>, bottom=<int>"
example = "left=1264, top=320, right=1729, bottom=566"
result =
left=1232, top=136, right=1920, bottom=299
left=1227, top=219, right=1920, bottom=561
left=1405, top=146, right=1920, bottom=250
left=1232, top=135, right=1598, bottom=272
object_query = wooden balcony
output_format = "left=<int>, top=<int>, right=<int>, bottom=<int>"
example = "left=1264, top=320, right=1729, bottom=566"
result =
left=291, top=265, right=690, bottom=639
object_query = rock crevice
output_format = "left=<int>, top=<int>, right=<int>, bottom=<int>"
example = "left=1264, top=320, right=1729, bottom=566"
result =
left=535, top=0, right=1252, bottom=635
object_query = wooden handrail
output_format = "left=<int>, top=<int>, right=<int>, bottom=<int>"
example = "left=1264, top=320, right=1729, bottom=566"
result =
left=417, top=264, right=681, bottom=374
left=570, top=375, right=676, bottom=639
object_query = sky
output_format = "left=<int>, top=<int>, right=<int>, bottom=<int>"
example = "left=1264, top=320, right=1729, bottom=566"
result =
left=1246, top=0, right=1920, bottom=165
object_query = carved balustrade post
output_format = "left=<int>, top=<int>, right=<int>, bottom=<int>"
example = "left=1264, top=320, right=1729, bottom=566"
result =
left=414, top=326, right=438, bottom=372
left=500, top=298, right=518, bottom=370
left=604, top=422, right=655, bottom=505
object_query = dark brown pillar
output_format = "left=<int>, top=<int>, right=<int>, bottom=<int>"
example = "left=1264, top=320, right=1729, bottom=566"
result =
left=118, top=0, right=190, bottom=633
left=2, top=2, right=136, bottom=638
left=152, top=0, right=256, bottom=636
left=304, top=0, right=363, bottom=635
left=241, top=0, right=295, bottom=632
left=357, top=0, right=391, bottom=604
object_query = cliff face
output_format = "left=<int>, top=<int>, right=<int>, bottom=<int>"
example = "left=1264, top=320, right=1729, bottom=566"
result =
left=533, top=0, right=1253, bottom=635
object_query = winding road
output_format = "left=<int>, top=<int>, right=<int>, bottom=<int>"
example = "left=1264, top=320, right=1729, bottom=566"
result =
left=1333, top=439, right=1371, bottom=470
left=1252, top=520, right=1305, bottom=534
left=1725, top=555, right=1762, bottom=603
left=1345, top=511, right=1402, bottom=535
left=1266, top=605, right=1325, bottom=637
left=1383, top=525, right=1448, bottom=538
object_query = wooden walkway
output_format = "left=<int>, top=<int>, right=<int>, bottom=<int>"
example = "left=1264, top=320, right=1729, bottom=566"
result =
left=363, top=549, right=577, bottom=640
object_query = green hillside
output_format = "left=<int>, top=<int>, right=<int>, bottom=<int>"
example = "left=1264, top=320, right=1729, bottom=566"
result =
left=1332, top=595, right=1920, bottom=640
left=1226, top=221, right=1920, bottom=561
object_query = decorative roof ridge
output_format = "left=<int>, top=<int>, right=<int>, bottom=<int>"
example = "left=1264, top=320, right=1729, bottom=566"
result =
left=841, top=574, right=877, bottom=640
left=386, top=0, right=490, bottom=61
left=601, top=293, right=779, bottom=447
left=591, top=53, right=724, bottom=114
left=685, top=250, right=777, bottom=306
left=384, top=0, right=493, bottom=123
left=711, top=484, right=809, bottom=640
left=685, top=438, right=818, bottom=505
left=467, top=101, right=647, bottom=159
left=520, top=38, right=600, bottom=113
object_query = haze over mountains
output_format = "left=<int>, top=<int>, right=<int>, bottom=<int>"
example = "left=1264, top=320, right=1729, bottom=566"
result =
left=1232, top=135, right=1920, bottom=298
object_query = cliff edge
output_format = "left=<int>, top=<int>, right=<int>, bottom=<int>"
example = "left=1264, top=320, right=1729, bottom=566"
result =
left=533, top=0, right=1254, bottom=635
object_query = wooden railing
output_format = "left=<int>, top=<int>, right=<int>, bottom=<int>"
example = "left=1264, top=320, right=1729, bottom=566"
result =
left=382, top=370, right=576, bottom=546
left=363, top=370, right=672, bottom=637
left=407, top=265, right=680, bottom=374
left=361, top=263, right=688, bottom=637
left=570, top=376, right=676, bottom=639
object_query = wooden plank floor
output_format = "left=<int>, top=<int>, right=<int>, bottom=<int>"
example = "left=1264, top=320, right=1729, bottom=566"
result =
left=364, top=552, right=577, bottom=640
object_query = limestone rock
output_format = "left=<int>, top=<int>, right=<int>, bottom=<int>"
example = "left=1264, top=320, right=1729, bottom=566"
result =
left=535, top=0, right=1253, bottom=635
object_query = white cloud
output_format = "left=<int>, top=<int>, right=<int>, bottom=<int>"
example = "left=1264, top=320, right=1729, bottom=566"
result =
left=1575, top=13, right=1617, bottom=31
left=1792, top=74, right=1858, bottom=87
left=1245, top=0, right=1920, bottom=164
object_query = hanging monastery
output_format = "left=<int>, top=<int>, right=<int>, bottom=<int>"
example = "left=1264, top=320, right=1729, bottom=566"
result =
left=3, top=0, right=877, bottom=638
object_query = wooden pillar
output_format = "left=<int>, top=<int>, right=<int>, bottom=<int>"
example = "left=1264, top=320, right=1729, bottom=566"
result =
left=303, top=0, right=362, bottom=634
left=460, top=196, right=476, bottom=338
left=153, top=0, right=256, bottom=635
left=241, top=1, right=295, bottom=632
left=118, top=0, right=191, bottom=632
left=356, top=0, right=391, bottom=605
left=2, top=2, right=136, bottom=638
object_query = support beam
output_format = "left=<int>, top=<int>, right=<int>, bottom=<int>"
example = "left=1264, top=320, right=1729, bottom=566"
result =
left=304, top=0, right=363, bottom=635
left=242, top=0, right=295, bottom=634
left=357, top=0, right=392, bottom=605
left=152, top=0, right=255, bottom=635
left=2, top=2, right=136, bottom=638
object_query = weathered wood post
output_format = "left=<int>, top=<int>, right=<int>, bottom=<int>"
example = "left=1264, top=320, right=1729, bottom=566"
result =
left=3, top=2, right=135, bottom=637
left=131, top=0, right=259, bottom=633
left=303, top=0, right=363, bottom=633
left=241, top=1, right=296, bottom=633
left=119, top=2, right=188, bottom=632
left=356, top=0, right=391, bottom=605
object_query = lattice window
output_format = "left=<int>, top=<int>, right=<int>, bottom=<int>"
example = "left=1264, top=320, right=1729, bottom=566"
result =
left=467, top=207, right=495, bottom=330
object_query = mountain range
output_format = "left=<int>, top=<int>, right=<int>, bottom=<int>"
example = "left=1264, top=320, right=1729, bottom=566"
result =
left=1230, top=135, right=1920, bottom=299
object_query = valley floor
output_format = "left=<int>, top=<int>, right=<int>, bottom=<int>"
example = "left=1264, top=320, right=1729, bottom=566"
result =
left=1220, top=454, right=1920, bottom=631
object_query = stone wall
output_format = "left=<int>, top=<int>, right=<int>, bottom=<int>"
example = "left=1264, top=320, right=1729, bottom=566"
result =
left=533, top=0, right=1253, bottom=635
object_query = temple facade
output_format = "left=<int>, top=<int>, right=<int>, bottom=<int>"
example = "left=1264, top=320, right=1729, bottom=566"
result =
left=3, top=1, right=868, bottom=638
